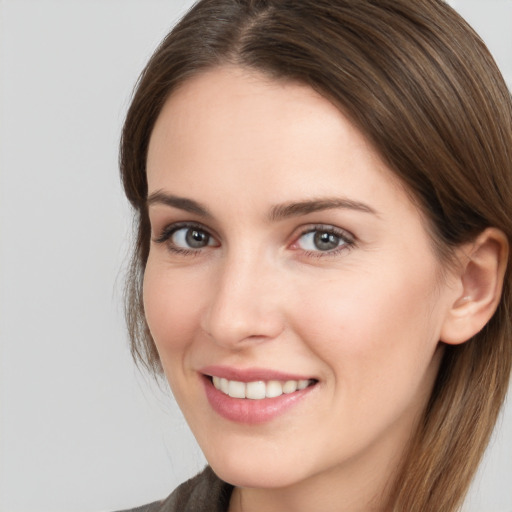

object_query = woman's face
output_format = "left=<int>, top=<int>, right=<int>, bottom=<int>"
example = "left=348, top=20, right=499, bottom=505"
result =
left=144, top=67, right=458, bottom=492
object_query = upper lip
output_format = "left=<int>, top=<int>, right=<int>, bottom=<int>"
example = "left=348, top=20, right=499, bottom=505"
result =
left=199, top=365, right=315, bottom=383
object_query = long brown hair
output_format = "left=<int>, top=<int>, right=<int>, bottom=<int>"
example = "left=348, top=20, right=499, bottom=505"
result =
left=120, top=1, right=512, bottom=510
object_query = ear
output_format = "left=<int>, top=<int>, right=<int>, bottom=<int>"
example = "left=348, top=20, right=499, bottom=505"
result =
left=440, top=228, right=509, bottom=345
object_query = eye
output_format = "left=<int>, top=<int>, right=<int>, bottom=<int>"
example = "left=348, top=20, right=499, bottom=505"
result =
left=153, top=223, right=219, bottom=253
left=293, top=225, right=354, bottom=254
left=172, top=226, right=214, bottom=249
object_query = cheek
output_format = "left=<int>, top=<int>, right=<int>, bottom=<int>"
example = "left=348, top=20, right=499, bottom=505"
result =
left=292, top=261, right=444, bottom=394
left=142, top=259, right=204, bottom=355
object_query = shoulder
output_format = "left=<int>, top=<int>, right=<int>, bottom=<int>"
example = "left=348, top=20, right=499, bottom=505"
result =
left=115, top=466, right=233, bottom=512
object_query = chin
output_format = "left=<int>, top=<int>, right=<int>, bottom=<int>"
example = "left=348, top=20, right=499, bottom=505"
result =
left=213, top=464, right=303, bottom=489
left=206, top=449, right=309, bottom=489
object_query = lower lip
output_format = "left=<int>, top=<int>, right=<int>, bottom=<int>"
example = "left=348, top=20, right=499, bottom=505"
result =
left=202, top=376, right=316, bottom=424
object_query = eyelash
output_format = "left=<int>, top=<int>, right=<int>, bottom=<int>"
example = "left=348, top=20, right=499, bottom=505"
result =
left=153, top=222, right=216, bottom=256
left=292, top=224, right=355, bottom=258
left=152, top=222, right=355, bottom=258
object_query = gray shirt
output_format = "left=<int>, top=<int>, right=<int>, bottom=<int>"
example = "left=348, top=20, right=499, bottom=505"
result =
left=116, top=466, right=233, bottom=512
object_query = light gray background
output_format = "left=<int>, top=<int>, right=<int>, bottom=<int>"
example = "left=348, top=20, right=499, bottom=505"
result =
left=0, top=1, right=511, bottom=511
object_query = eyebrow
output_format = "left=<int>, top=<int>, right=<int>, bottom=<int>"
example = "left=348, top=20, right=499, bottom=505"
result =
left=268, top=197, right=378, bottom=221
left=147, top=191, right=378, bottom=220
left=147, top=191, right=212, bottom=218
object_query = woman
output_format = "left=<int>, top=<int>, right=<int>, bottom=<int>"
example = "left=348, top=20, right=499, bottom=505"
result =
left=119, top=0, right=512, bottom=510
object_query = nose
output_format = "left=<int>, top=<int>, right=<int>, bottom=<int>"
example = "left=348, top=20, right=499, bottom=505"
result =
left=200, top=251, right=285, bottom=349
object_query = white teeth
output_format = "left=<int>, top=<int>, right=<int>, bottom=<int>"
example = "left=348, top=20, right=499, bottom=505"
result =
left=246, top=381, right=266, bottom=399
left=283, top=380, right=298, bottom=394
left=298, top=379, right=309, bottom=390
left=220, top=378, right=229, bottom=394
left=228, top=380, right=246, bottom=398
left=211, top=377, right=313, bottom=400
left=266, top=380, right=283, bottom=398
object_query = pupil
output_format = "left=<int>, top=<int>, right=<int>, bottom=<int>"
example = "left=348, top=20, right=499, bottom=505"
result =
left=314, top=231, right=339, bottom=251
left=186, top=229, right=208, bottom=248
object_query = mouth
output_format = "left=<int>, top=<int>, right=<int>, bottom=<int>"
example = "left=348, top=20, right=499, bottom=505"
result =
left=200, top=368, right=318, bottom=424
left=209, top=375, right=316, bottom=400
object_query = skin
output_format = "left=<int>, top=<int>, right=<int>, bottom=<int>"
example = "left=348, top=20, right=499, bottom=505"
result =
left=143, top=66, right=465, bottom=512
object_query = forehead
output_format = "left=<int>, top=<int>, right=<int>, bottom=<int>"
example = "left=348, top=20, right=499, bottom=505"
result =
left=147, top=66, right=359, bottom=171
left=146, top=66, right=415, bottom=221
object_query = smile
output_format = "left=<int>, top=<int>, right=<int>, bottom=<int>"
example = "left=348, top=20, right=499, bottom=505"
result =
left=211, top=376, right=313, bottom=400
left=201, top=368, right=318, bottom=424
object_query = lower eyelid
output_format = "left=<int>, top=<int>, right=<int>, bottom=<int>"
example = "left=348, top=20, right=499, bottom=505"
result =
left=301, top=246, right=351, bottom=259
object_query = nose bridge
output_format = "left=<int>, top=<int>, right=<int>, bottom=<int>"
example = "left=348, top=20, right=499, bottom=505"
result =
left=201, top=246, right=284, bottom=347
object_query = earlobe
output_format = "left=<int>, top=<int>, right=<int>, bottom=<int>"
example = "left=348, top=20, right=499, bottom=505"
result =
left=440, top=228, right=509, bottom=345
